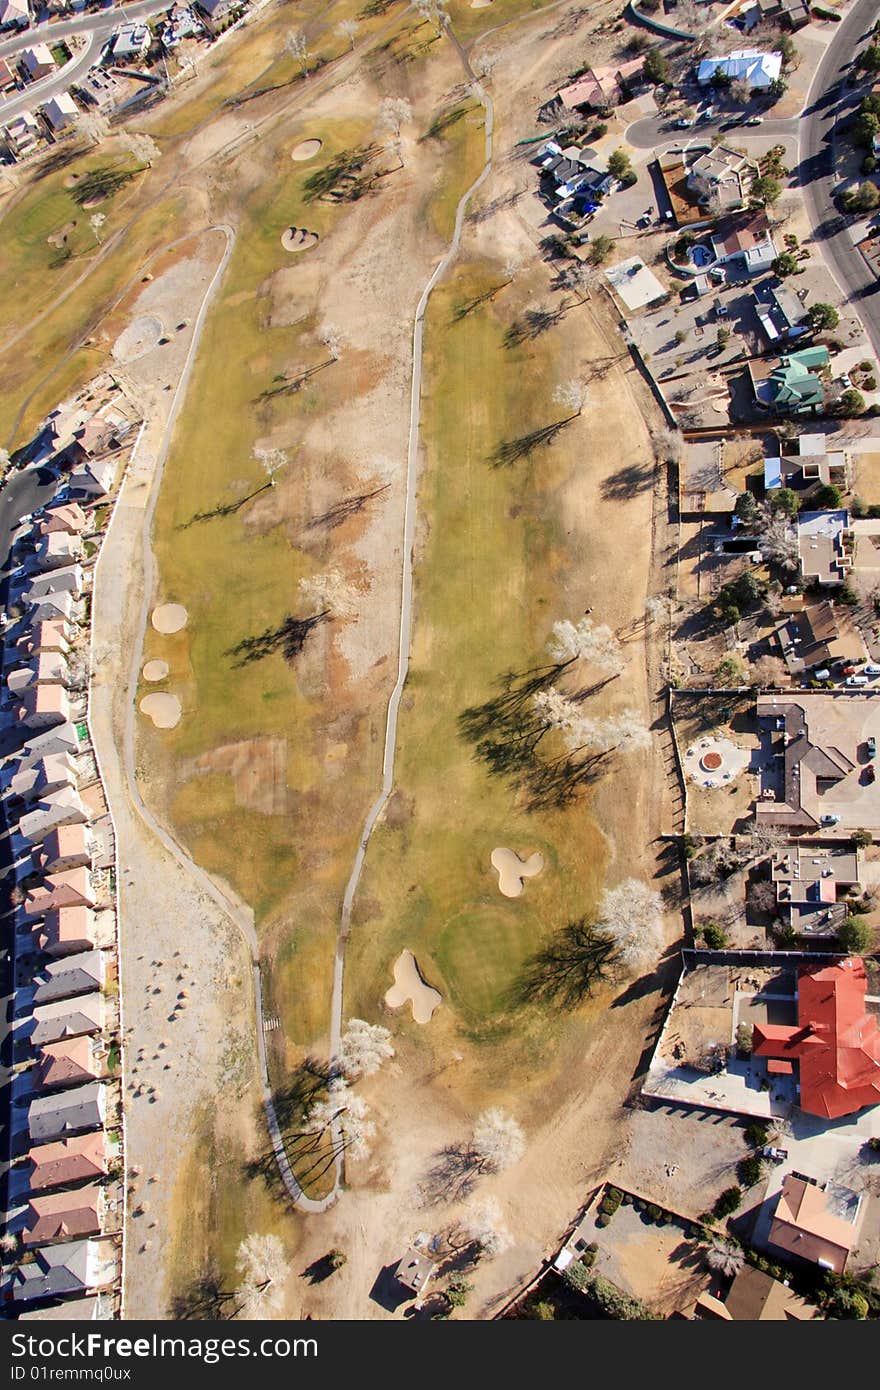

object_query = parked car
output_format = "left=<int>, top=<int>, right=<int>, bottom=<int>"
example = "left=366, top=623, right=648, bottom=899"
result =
left=866, top=764, right=876, bottom=783
left=840, top=373, right=853, bottom=390
left=867, top=736, right=877, bottom=758
left=745, top=115, right=764, bottom=126
left=760, top=1145, right=788, bottom=1162
left=847, top=675, right=870, bottom=686
left=673, top=117, right=693, bottom=129
left=813, top=668, right=831, bottom=680
left=820, top=814, right=842, bottom=825
left=841, top=665, right=858, bottom=676
left=865, top=665, right=880, bottom=676
left=698, top=106, right=716, bottom=123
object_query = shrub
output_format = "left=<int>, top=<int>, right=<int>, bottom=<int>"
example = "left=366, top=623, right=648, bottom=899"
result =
left=592, top=122, right=608, bottom=139
left=864, top=376, right=877, bottom=391
left=838, top=916, right=873, bottom=953
left=851, top=828, right=872, bottom=848
left=738, top=1155, right=765, bottom=1187
left=596, top=1211, right=612, bottom=1227
left=605, top=1186, right=622, bottom=1205
left=713, top=1186, right=742, bottom=1218
left=736, top=1022, right=753, bottom=1057
left=745, top=1121, right=770, bottom=1148
left=646, top=1204, right=662, bottom=1222
left=701, top=922, right=729, bottom=950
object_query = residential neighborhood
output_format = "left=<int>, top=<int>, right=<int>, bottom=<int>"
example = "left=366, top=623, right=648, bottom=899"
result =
left=0, top=0, right=879, bottom=1349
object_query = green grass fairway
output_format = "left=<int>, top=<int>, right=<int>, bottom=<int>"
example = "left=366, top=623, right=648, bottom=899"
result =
left=344, top=262, right=607, bottom=1065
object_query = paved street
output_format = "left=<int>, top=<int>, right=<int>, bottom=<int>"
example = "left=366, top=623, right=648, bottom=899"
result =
left=0, top=0, right=171, bottom=124
left=626, top=111, right=797, bottom=151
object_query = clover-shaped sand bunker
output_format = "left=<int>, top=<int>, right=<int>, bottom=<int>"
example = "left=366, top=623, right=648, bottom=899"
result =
left=139, top=693, right=181, bottom=729
left=491, top=847, right=544, bottom=898
left=384, top=950, right=441, bottom=1024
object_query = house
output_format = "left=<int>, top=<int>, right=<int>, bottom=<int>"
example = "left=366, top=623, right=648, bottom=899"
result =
left=29, top=590, right=76, bottom=625
left=749, top=346, right=829, bottom=415
left=778, top=0, right=811, bottom=29
left=686, top=146, right=756, bottom=213
left=37, top=823, right=92, bottom=874
left=20, top=44, right=56, bottom=82
left=33, top=530, right=84, bottom=571
left=0, top=0, right=30, bottom=30
left=8, top=1239, right=117, bottom=1302
left=40, top=501, right=87, bottom=536
left=36, top=1036, right=105, bottom=1090
left=767, top=1174, right=862, bottom=1273
left=753, top=956, right=880, bottom=1118
left=67, top=457, right=116, bottom=498
left=23, top=1187, right=104, bottom=1246
left=27, top=1081, right=106, bottom=1143
left=693, top=1265, right=816, bottom=1319
left=18, top=684, right=71, bottom=731
left=26, top=564, right=84, bottom=601
left=4, top=110, right=40, bottom=158
left=41, top=92, right=78, bottom=132
left=33, top=949, right=106, bottom=1005
left=17, top=619, right=71, bottom=657
left=0, top=57, right=18, bottom=91
left=773, top=600, right=864, bottom=677
left=162, top=5, right=204, bottom=46
left=755, top=282, right=811, bottom=344
left=764, top=435, right=850, bottom=495
left=33, top=906, right=100, bottom=958
left=8, top=648, right=70, bottom=690
left=25, top=867, right=96, bottom=917
left=64, top=418, right=118, bottom=468
left=396, top=1247, right=436, bottom=1295
left=797, top=510, right=850, bottom=587
left=754, top=696, right=856, bottom=831
left=20, top=722, right=80, bottom=764
left=28, top=1133, right=109, bottom=1191
left=30, top=993, right=104, bottom=1047
left=74, top=68, right=121, bottom=111
left=696, top=50, right=783, bottom=89
left=10, top=754, right=78, bottom=804
left=539, top=57, right=645, bottom=119
left=18, top=788, right=89, bottom=842
left=194, top=0, right=239, bottom=34
left=110, top=21, right=151, bottom=60
left=17, top=1297, right=101, bottom=1321
left=710, top=212, right=776, bottom=274
left=770, top=845, right=861, bottom=935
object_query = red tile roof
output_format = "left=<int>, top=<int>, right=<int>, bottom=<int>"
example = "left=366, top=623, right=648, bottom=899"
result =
left=753, top=958, right=880, bottom=1119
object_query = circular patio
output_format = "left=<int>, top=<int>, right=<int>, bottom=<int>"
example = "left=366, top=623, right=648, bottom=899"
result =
left=683, top=735, right=750, bottom=789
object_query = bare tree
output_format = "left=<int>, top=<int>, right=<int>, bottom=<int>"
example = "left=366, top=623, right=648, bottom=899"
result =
left=337, top=1018, right=395, bottom=1079
left=552, top=378, right=589, bottom=417
left=234, top=1234, right=290, bottom=1320
left=252, top=445, right=288, bottom=481
left=651, top=428, right=682, bottom=464
left=79, top=112, right=110, bottom=148
left=319, top=323, right=343, bottom=362
left=337, top=17, right=359, bottom=49
left=755, top=503, right=799, bottom=572
left=598, top=709, right=652, bottom=754
left=287, top=32, right=311, bottom=74
left=471, top=1109, right=525, bottom=1172
left=122, top=131, right=160, bottom=168
left=0, top=447, right=10, bottom=474
left=596, top=878, right=664, bottom=971
left=559, top=261, right=595, bottom=305
left=378, top=96, right=412, bottom=139
left=89, top=212, right=106, bottom=244
left=415, top=0, right=448, bottom=33
left=459, top=1196, right=511, bottom=1257
left=305, top=1078, right=374, bottom=1161
left=546, top=616, right=624, bottom=673
left=298, top=567, right=358, bottom=617
left=704, top=1240, right=744, bottom=1277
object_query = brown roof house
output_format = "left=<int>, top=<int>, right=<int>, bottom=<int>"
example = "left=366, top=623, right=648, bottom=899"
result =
left=28, top=1132, right=109, bottom=1191
left=767, top=1174, right=862, bottom=1274
left=37, top=823, right=92, bottom=874
left=694, top=1265, right=816, bottom=1320
left=33, top=531, right=84, bottom=572
left=396, top=1248, right=436, bottom=1296
left=68, top=457, right=116, bottom=499
left=755, top=697, right=856, bottom=831
left=40, top=502, right=87, bottom=536
left=18, top=788, right=89, bottom=842
left=33, top=950, right=106, bottom=1005
left=16, top=620, right=70, bottom=658
left=30, top=993, right=105, bottom=1047
left=17, top=684, right=71, bottom=732
left=35, top=1036, right=106, bottom=1091
left=686, top=145, right=757, bottom=213
left=9, top=753, right=77, bottom=804
left=773, top=600, right=863, bottom=676
left=23, top=1186, right=105, bottom=1247
left=24, top=867, right=96, bottom=916
left=33, top=907, right=100, bottom=958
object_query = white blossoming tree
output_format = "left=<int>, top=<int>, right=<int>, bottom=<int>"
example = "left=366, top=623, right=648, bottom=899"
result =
left=471, top=1108, right=525, bottom=1173
left=596, top=879, right=664, bottom=971
left=338, top=1018, right=395, bottom=1079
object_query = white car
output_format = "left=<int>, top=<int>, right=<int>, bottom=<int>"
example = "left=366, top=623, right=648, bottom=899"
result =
left=840, top=373, right=853, bottom=390
left=745, top=116, right=764, bottom=126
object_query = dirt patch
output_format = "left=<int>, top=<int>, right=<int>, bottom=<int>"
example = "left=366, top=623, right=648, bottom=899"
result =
left=142, top=660, right=169, bottom=682
left=490, top=847, right=544, bottom=898
left=113, top=315, right=164, bottom=364
left=281, top=227, right=319, bottom=254
left=139, top=692, right=182, bottom=729
left=291, top=137, right=322, bottom=161
left=384, top=950, right=442, bottom=1024
left=150, top=603, right=188, bottom=634
left=193, top=736, right=289, bottom=816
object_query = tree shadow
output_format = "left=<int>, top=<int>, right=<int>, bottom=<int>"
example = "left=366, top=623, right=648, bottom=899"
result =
left=418, top=1144, right=479, bottom=1208
left=224, top=611, right=330, bottom=668
left=168, top=1265, right=236, bottom=1320
left=601, top=462, right=655, bottom=501
left=256, top=357, right=337, bottom=403
left=513, top=919, right=619, bottom=1009
left=302, top=484, right=390, bottom=533
left=177, top=479, right=275, bottom=529
left=302, top=144, right=384, bottom=203
left=422, top=104, right=469, bottom=141
left=70, top=163, right=137, bottom=207
left=489, top=414, right=577, bottom=468
left=503, top=305, right=568, bottom=347
left=301, top=1254, right=341, bottom=1284
left=452, top=281, right=510, bottom=321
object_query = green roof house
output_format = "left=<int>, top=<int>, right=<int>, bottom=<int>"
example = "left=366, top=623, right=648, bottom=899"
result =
left=752, top=346, right=829, bottom=415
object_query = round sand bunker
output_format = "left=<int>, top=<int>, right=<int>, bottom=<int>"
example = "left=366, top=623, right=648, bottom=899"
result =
left=151, top=603, right=188, bottom=635
left=291, top=137, right=322, bottom=162
left=139, top=693, right=181, bottom=729
left=112, top=315, right=164, bottom=364
left=142, top=660, right=169, bottom=682
left=491, top=847, right=544, bottom=898
left=281, top=227, right=319, bottom=254
left=385, top=949, right=441, bottom=1024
